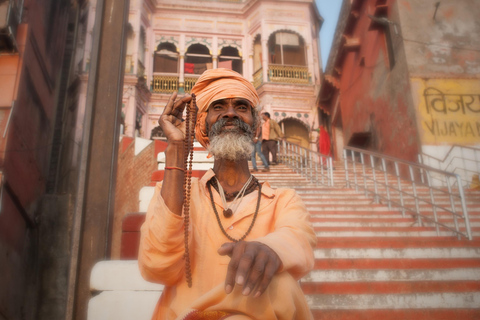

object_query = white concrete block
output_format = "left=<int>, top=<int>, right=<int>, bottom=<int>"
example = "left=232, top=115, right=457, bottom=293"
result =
left=90, top=260, right=164, bottom=291
left=135, top=137, right=153, bottom=156
left=139, top=186, right=155, bottom=212
left=88, top=291, right=161, bottom=320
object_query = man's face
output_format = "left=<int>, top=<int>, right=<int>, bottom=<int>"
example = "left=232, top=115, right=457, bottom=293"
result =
left=262, top=114, right=268, bottom=121
left=206, top=98, right=254, bottom=133
left=205, top=98, right=256, bottom=161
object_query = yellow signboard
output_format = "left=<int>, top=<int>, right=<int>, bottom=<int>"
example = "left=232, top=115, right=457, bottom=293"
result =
left=411, top=78, right=480, bottom=145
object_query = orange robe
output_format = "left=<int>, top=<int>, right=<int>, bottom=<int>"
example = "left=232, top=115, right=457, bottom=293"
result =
left=139, top=170, right=317, bottom=320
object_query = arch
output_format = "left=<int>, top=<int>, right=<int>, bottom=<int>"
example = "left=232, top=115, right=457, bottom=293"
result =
left=185, top=37, right=212, bottom=53
left=267, top=29, right=306, bottom=66
left=154, top=42, right=179, bottom=73
left=185, top=43, right=212, bottom=75
left=138, top=27, right=147, bottom=66
left=279, top=117, right=310, bottom=148
left=252, top=34, right=262, bottom=72
left=218, top=46, right=242, bottom=74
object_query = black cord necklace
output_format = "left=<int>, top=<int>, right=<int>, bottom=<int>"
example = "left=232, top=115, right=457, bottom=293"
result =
left=207, top=179, right=262, bottom=242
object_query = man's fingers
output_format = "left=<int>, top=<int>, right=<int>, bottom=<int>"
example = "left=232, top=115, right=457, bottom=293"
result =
left=161, top=92, right=177, bottom=117
left=218, top=242, right=235, bottom=257
left=171, top=95, right=192, bottom=119
left=241, top=251, right=267, bottom=296
left=253, top=258, right=280, bottom=298
left=224, top=241, right=246, bottom=294
left=234, top=246, right=256, bottom=287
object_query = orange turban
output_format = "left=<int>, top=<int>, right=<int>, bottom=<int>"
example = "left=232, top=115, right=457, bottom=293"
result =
left=191, top=68, right=260, bottom=148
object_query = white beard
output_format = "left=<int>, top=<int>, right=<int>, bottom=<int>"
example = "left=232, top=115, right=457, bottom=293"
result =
left=207, top=118, right=254, bottom=161
left=208, top=132, right=254, bottom=161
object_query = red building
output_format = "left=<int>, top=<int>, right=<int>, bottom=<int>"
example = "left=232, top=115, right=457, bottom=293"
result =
left=318, top=0, right=480, bottom=163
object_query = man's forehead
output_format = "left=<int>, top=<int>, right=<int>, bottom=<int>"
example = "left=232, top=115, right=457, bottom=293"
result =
left=210, top=97, right=252, bottom=105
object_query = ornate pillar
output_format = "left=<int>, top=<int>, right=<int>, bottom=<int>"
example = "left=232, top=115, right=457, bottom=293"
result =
left=179, top=53, right=185, bottom=93
left=124, top=92, right=136, bottom=137
left=213, top=55, right=218, bottom=69
left=249, top=54, right=254, bottom=81
left=261, top=39, right=268, bottom=83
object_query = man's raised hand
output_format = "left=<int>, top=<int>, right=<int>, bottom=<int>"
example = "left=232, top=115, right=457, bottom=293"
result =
left=218, top=241, right=281, bottom=298
left=158, top=92, right=193, bottom=143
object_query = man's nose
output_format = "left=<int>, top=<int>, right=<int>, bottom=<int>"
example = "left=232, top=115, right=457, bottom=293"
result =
left=222, top=105, right=238, bottom=119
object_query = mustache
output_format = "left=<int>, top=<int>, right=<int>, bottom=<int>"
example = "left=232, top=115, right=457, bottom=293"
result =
left=209, top=118, right=253, bottom=137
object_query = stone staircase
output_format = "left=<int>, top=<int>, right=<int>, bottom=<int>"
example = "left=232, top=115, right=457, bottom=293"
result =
left=255, top=163, right=480, bottom=319
left=88, top=161, right=480, bottom=319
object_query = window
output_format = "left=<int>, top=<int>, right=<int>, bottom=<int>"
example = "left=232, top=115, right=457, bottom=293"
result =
left=154, top=42, right=179, bottom=73
left=219, top=46, right=242, bottom=74
left=268, top=32, right=306, bottom=66
left=185, top=44, right=212, bottom=74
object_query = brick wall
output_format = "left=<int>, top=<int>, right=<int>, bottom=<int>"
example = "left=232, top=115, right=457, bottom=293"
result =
left=111, top=137, right=159, bottom=259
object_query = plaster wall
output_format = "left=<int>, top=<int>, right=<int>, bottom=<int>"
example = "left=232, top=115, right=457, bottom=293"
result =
left=398, top=0, right=480, bottom=76
left=338, top=0, right=420, bottom=161
left=397, top=0, right=480, bottom=175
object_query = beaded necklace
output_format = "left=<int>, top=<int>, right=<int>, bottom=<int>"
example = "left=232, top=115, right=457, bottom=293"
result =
left=215, top=175, right=253, bottom=218
left=182, top=94, right=197, bottom=288
left=207, top=179, right=262, bottom=242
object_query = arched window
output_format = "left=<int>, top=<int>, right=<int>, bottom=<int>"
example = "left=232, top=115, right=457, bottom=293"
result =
left=138, top=28, right=146, bottom=76
left=219, top=46, right=242, bottom=74
left=185, top=44, right=212, bottom=74
left=253, top=35, right=262, bottom=72
left=268, top=31, right=306, bottom=66
left=154, top=42, right=179, bottom=73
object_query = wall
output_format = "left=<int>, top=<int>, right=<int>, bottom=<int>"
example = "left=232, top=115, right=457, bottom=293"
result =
left=398, top=0, right=480, bottom=174
left=335, top=0, right=420, bottom=161
left=0, top=1, right=72, bottom=319
left=112, top=137, right=158, bottom=259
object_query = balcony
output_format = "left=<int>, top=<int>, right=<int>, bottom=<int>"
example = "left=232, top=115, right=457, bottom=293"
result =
left=151, top=73, right=179, bottom=93
left=253, top=68, right=263, bottom=89
left=184, top=74, right=200, bottom=93
left=268, top=64, right=310, bottom=85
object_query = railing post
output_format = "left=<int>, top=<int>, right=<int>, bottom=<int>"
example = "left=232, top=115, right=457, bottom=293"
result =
left=409, top=166, right=422, bottom=226
left=329, top=157, right=334, bottom=187
left=382, top=158, right=392, bottom=210
left=426, top=171, right=440, bottom=236
left=370, top=155, right=379, bottom=204
left=456, top=175, right=472, bottom=240
left=344, top=149, right=350, bottom=188
left=446, top=176, right=461, bottom=239
left=352, top=150, right=359, bottom=192
left=360, top=153, right=367, bottom=197
left=395, top=162, right=406, bottom=217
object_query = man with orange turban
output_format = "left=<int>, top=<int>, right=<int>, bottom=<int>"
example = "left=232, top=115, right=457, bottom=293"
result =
left=139, top=69, right=316, bottom=320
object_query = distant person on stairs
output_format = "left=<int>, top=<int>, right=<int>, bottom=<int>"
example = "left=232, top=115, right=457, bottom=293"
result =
left=261, top=112, right=283, bottom=165
left=138, top=68, right=316, bottom=320
left=251, top=125, right=270, bottom=172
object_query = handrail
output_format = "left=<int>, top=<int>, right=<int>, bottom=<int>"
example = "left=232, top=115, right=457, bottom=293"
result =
left=277, top=140, right=334, bottom=187
left=418, top=145, right=480, bottom=187
left=344, top=146, right=472, bottom=240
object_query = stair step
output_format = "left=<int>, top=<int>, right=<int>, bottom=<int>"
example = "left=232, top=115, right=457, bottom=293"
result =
left=313, top=247, right=480, bottom=259
left=309, top=309, right=480, bottom=320
left=314, top=258, right=480, bottom=269
left=303, top=268, right=480, bottom=282
left=305, top=292, right=480, bottom=309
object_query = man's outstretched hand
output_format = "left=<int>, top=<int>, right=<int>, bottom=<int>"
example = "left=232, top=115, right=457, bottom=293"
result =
left=218, top=241, right=281, bottom=298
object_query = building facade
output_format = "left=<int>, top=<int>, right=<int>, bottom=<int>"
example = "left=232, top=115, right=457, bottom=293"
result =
left=319, top=0, right=480, bottom=165
left=121, top=0, right=323, bottom=149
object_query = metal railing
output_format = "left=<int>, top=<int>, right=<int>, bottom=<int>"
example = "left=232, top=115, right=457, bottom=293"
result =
left=184, top=75, right=200, bottom=93
left=151, top=73, right=179, bottom=93
left=344, top=147, right=472, bottom=240
left=418, top=145, right=480, bottom=188
left=278, top=140, right=334, bottom=186
left=253, top=68, right=263, bottom=88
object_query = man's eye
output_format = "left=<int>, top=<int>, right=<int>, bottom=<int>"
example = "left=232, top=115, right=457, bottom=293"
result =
left=212, top=104, right=223, bottom=110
